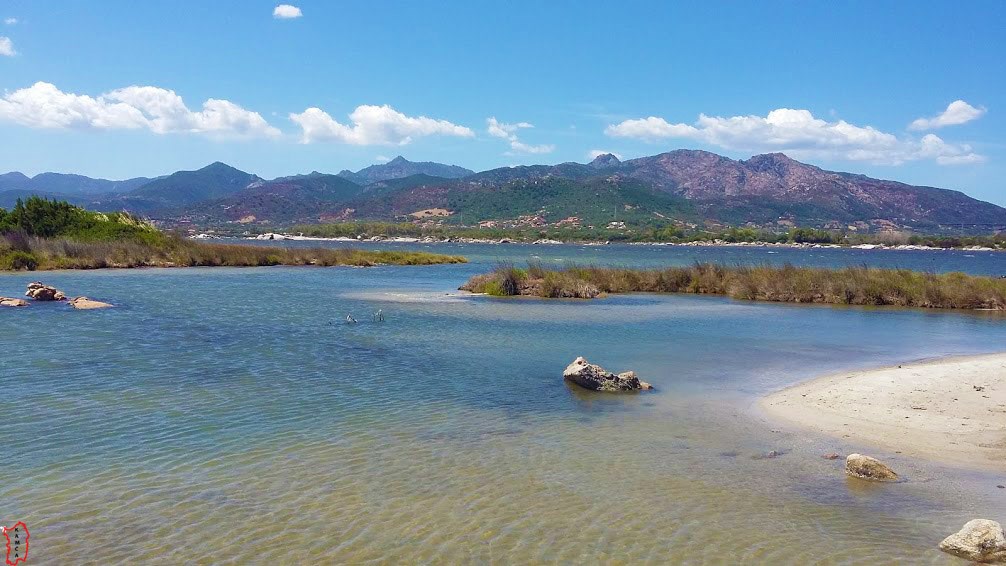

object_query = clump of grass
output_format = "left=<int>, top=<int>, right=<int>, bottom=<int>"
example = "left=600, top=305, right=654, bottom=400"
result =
left=460, top=261, right=1006, bottom=309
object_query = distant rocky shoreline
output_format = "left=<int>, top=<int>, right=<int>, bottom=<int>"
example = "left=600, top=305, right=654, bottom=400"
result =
left=238, top=232, right=1002, bottom=252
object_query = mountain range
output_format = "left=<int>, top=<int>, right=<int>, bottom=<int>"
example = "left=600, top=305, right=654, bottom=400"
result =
left=2, top=151, right=1004, bottom=231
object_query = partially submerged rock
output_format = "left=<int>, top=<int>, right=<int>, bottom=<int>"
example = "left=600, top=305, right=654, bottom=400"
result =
left=25, top=282, right=66, bottom=301
left=939, top=519, right=1006, bottom=563
left=845, top=453, right=898, bottom=481
left=563, top=357, right=653, bottom=392
left=69, top=297, right=113, bottom=310
left=752, top=449, right=788, bottom=460
left=0, top=297, right=29, bottom=307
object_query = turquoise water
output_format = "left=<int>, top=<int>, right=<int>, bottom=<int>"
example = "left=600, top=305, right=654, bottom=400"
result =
left=2, top=244, right=1005, bottom=564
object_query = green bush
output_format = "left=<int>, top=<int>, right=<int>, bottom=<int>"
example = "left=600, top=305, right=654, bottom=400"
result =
left=0, top=197, right=163, bottom=243
left=0, top=251, right=39, bottom=271
left=482, top=280, right=508, bottom=296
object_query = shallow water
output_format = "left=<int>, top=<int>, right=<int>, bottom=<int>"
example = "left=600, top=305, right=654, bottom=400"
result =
left=2, top=244, right=1005, bottom=564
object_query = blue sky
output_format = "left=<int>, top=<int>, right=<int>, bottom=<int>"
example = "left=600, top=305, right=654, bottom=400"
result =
left=0, top=1, right=1003, bottom=204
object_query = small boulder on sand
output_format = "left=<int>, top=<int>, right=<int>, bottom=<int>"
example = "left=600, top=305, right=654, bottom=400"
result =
left=0, top=297, right=29, bottom=307
left=845, top=453, right=898, bottom=481
left=563, top=357, right=653, bottom=392
left=939, top=519, right=1006, bottom=563
left=69, top=297, right=113, bottom=310
left=25, top=282, right=66, bottom=301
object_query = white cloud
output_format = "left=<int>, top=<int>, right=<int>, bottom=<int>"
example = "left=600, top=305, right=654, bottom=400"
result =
left=908, top=100, right=985, bottom=130
left=273, top=4, right=303, bottom=19
left=290, top=104, right=474, bottom=145
left=605, top=116, right=697, bottom=141
left=508, top=140, right=554, bottom=154
left=606, top=108, right=983, bottom=166
left=588, top=149, right=623, bottom=160
left=0, top=81, right=280, bottom=138
left=486, top=117, right=555, bottom=154
left=375, top=155, right=391, bottom=162
left=0, top=36, right=14, bottom=56
left=487, top=117, right=532, bottom=139
left=3, top=18, right=16, bottom=25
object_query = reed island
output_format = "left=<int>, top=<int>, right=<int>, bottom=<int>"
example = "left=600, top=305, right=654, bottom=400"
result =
left=0, top=198, right=465, bottom=271
left=460, top=261, right=1006, bottom=310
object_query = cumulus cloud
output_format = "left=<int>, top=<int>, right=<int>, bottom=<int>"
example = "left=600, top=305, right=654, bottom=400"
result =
left=0, top=36, right=14, bottom=56
left=604, top=116, right=697, bottom=141
left=290, top=104, right=474, bottom=145
left=3, top=18, right=16, bottom=25
left=606, top=108, right=983, bottom=166
left=908, top=100, right=985, bottom=130
left=0, top=81, right=280, bottom=138
left=486, top=117, right=554, bottom=154
left=273, top=4, right=303, bottom=19
left=588, top=149, right=623, bottom=160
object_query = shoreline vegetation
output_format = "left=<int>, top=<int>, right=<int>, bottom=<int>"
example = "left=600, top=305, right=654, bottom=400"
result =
left=460, top=262, right=1006, bottom=309
left=0, top=198, right=465, bottom=271
left=270, top=222, right=1006, bottom=251
left=759, top=353, right=1006, bottom=471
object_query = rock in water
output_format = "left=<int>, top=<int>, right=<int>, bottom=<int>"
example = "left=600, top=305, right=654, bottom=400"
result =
left=69, top=297, right=113, bottom=310
left=845, top=453, right=898, bottom=481
left=563, top=357, right=653, bottom=392
left=0, top=297, right=29, bottom=307
left=25, top=282, right=66, bottom=301
left=939, top=519, right=1006, bottom=563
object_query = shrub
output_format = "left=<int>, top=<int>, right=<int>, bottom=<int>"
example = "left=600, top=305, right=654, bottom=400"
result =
left=0, top=251, right=39, bottom=271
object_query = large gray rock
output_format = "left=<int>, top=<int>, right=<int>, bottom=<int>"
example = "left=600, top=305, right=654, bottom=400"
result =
left=845, top=453, right=898, bottom=481
left=939, top=519, right=1006, bottom=563
left=563, top=357, right=653, bottom=392
left=25, top=282, right=66, bottom=301
left=0, top=297, right=29, bottom=307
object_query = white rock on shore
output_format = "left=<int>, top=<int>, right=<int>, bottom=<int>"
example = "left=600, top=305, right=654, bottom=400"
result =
left=939, top=519, right=1006, bottom=563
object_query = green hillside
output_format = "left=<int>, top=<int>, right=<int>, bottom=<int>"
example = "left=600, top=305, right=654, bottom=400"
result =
left=117, top=162, right=258, bottom=211
left=441, top=177, right=695, bottom=225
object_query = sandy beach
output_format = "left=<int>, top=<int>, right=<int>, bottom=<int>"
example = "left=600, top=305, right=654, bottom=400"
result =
left=760, top=353, right=1006, bottom=470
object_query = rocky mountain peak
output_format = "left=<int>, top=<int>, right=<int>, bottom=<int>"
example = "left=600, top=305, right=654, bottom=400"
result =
left=589, top=153, right=622, bottom=168
left=744, top=153, right=801, bottom=173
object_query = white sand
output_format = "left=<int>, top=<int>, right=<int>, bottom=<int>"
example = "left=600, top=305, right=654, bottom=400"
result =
left=759, top=353, right=1006, bottom=470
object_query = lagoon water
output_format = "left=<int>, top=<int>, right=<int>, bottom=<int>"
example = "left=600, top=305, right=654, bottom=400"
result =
left=2, top=243, right=1006, bottom=564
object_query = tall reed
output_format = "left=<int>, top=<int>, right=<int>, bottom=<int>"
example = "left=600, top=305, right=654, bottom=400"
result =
left=0, top=232, right=466, bottom=271
left=460, top=262, right=1006, bottom=310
